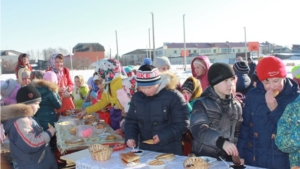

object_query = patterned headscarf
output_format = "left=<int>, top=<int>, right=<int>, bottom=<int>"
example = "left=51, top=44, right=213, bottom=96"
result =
left=49, top=53, right=64, bottom=82
left=92, top=58, right=124, bottom=84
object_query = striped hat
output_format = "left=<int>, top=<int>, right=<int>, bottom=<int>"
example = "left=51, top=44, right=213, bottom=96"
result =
left=292, top=65, right=300, bottom=79
left=136, top=65, right=161, bottom=86
left=233, top=61, right=250, bottom=74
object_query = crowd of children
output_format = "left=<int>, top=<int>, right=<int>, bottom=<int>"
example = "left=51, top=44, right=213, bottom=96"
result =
left=1, top=53, right=300, bottom=168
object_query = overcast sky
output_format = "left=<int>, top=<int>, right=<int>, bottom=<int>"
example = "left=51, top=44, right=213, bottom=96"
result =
left=1, top=0, right=298, bottom=57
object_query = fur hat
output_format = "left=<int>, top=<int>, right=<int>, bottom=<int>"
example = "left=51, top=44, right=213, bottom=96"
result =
left=30, top=70, right=44, bottom=80
left=136, top=65, right=161, bottom=86
left=43, top=71, right=58, bottom=84
left=16, top=85, right=41, bottom=104
left=256, top=56, right=286, bottom=81
left=208, top=62, right=235, bottom=87
left=292, top=65, right=300, bottom=79
left=153, top=56, right=171, bottom=69
left=233, top=61, right=250, bottom=74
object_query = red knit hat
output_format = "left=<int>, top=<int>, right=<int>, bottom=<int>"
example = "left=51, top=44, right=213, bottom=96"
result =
left=256, top=56, right=286, bottom=81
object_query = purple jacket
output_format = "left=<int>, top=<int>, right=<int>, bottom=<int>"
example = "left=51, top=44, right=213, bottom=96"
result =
left=1, top=79, right=21, bottom=105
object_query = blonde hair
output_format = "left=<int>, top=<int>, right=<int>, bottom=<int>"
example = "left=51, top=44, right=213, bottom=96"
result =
left=75, top=75, right=85, bottom=86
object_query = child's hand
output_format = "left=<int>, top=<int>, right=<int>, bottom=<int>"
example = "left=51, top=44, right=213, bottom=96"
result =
left=222, top=141, right=239, bottom=156
left=265, top=89, right=278, bottom=111
left=62, top=91, right=71, bottom=98
left=48, top=127, right=56, bottom=136
left=126, top=139, right=136, bottom=148
left=76, top=110, right=87, bottom=119
left=153, top=135, right=160, bottom=144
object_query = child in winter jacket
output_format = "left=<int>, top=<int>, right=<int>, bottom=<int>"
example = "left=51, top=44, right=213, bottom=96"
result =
left=191, top=56, right=211, bottom=90
left=1, top=85, right=57, bottom=169
left=18, top=67, right=31, bottom=86
left=276, top=96, right=300, bottom=168
left=0, top=79, right=21, bottom=105
left=72, top=75, right=89, bottom=109
left=77, top=59, right=131, bottom=130
left=291, top=65, right=300, bottom=87
left=125, top=65, right=189, bottom=155
left=181, top=76, right=202, bottom=114
left=190, top=63, right=242, bottom=161
left=233, top=61, right=252, bottom=95
left=237, top=56, right=299, bottom=168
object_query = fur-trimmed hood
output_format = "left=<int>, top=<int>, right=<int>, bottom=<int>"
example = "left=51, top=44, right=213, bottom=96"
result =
left=0, top=79, right=19, bottom=97
left=182, top=76, right=202, bottom=101
left=31, top=79, right=59, bottom=93
left=157, top=71, right=179, bottom=93
left=1, top=104, right=33, bottom=123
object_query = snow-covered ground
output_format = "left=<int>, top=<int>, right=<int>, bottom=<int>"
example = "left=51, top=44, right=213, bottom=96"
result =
left=1, top=59, right=300, bottom=85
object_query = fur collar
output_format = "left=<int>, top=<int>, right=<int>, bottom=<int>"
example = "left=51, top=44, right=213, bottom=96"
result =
left=31, top=79, right=59, bottom=93
left=157, top=71, right=179, bottom=93
left=1, top=104, right=33, bottom=122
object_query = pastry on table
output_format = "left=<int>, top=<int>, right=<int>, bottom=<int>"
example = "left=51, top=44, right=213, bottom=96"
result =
left=69, top=127, right=77, bottom=135
left=119, top=152, right=140, bottom=164
left=95, top=123, right=106, bottom=129
left=148, top=159, right=165, bottom=165
left=106, top=134, right=117, bottom=140
left=142, top=139, right=155, bottom=144
left=155, top=153, right=175, bottom=160
left=65, top=138, right=84, bottom=145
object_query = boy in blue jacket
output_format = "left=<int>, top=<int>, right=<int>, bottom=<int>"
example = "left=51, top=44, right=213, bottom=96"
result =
left=1, top=86, right=57, bottom=169
left=237, top=56, right=299, bottom=168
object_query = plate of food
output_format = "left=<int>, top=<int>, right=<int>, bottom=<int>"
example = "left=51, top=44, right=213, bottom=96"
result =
left=155, top=153, right=175, bottom=162
left=102, top=142, right=126, bottom=151
left=199, top=156, right=217, bottom=163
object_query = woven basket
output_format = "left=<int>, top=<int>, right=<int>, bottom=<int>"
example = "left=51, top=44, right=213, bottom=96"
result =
left=89, top=144, right=113, bottom=161
left=183, top=157, right=210, bottom=169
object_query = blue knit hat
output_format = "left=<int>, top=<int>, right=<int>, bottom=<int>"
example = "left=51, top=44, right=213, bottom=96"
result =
left=143, top=58, right=152, bottom=65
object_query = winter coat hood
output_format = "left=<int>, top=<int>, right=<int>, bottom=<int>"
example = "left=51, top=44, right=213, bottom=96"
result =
left=191, top=56, right=211, bottom=89
left=0, top=79, right=19, bottom=97
left=1, top=104, right=33, bottom=133
left=182, top=76, right=202, bottom=101
left=31, top=79, right=59, bottom=93
left=157, top=71, right=179, bottom=94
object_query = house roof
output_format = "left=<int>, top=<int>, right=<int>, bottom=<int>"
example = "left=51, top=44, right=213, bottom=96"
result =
left=123, top=49, right=151, bottom=55
left=1, top=50, right=23, bottom=56
left=73, top=43, right=105, bottom=52
left=159, top=42, right=246, bottom=49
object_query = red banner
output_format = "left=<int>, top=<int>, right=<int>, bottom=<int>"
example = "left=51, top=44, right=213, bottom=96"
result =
left=181, top=50, right=189, bottom=57
left=248, top=42, right=259, bottom=51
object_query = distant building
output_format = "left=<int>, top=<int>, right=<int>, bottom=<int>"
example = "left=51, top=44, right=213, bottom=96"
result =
left=121, top=49, right=152, bottom=66
left=292, top=44, right=300, bottom=53
left=72, top=43, right=105, bottom=64
left=1, top=50, right=26, bottom=73
left=155, top=42, right=249, bottom=58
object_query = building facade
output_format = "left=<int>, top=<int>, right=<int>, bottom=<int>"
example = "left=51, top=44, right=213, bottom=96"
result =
left=121, top=49, right=152, bottom=66
left=72, top=43, right=105, bottom=66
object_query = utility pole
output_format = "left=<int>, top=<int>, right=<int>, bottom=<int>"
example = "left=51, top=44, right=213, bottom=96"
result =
left=148, top=28, right=151, bottom=59
left=183, top=14, right=187, bottom=71
left=115, top=30, right=119, bottom=61
left=110, top=46, right=111, bottom=59
left=244, top=27, right=247, bottom=59
left=151, top=12, right=155, bottom=60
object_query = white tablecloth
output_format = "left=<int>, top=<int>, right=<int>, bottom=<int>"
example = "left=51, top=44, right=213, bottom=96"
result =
left=76, top=148, right=265, bottom=169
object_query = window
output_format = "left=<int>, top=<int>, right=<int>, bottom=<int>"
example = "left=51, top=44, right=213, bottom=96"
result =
left=188, top=50, right=191, bottom=53
left=193, top=50, right=197, bottom=53
left=238, top=49, right=240, bottom=53
left=213, top=49, right=217, bottom=53
left=174, top=50, right=177, bottom=54
left=200, top=49, right=211, bottom=53
left=233, top=49, right=235, bottom=52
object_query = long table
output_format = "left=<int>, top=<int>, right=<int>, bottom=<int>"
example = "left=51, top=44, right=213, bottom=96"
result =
left=60, top=148, right=266, bottom=169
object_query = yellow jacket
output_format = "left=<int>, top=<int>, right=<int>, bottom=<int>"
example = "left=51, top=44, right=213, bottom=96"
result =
left=85, top=75, right=123, bottom=114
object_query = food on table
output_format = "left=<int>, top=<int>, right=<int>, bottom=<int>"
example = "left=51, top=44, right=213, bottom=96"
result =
left=65, top=138, right=84, bottom=145
left=84, top=118, right=98, bottom=125
left=148, top=159, right=165, bottom=165
left=83, top=114, right=95, bottom=119
left=142, top=139, right=155, bottom=144
left=95, top=123, right=106, bottom=129
left=106, top=135, right=117, bottom=140
left=155, top=153, right=175, bottom=160
left=119, top=152, right=140, bottom=164
left=69, top=127, right=77, bottom=135
left=183, top=157, right=210, bottom=169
